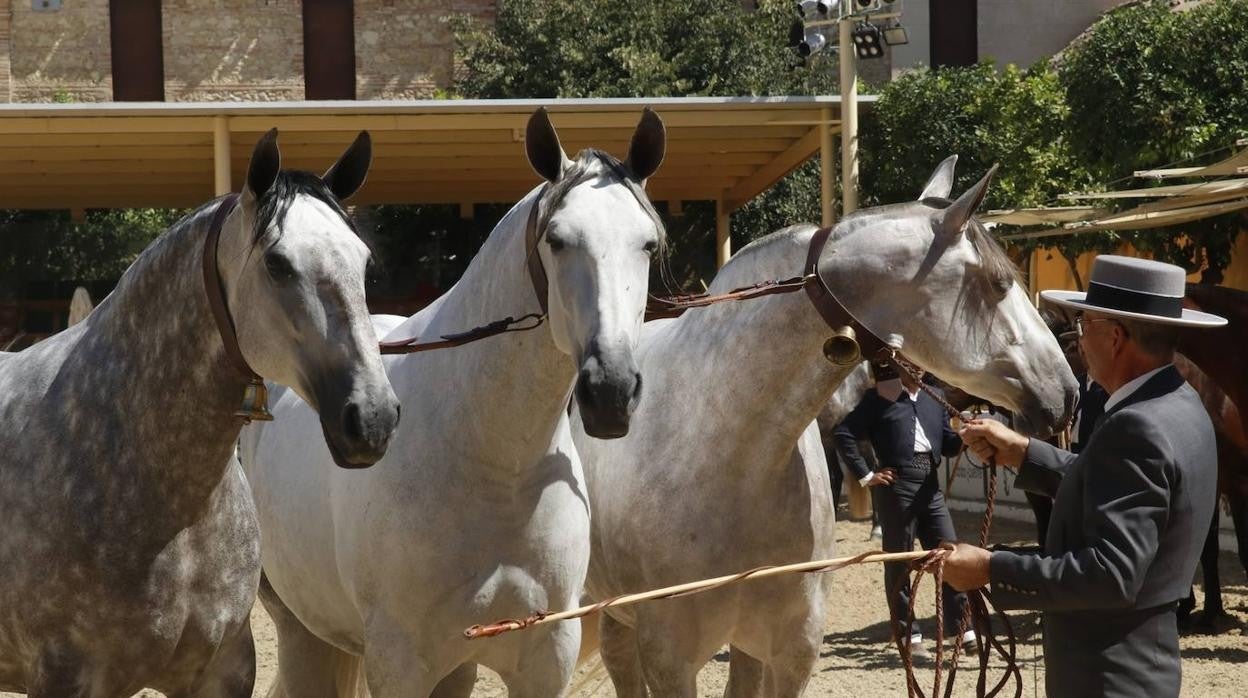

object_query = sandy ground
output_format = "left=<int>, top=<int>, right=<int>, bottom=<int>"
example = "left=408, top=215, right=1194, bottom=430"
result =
left=4, top=510, right=1246, bottom=697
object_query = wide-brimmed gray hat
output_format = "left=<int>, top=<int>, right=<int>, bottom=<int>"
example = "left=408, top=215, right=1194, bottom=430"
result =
left=1041, top=255, right=1227, bottom=328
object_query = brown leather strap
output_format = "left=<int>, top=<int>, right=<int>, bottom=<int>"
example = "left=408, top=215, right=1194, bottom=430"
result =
left=803, top=225, right=893, bottom=361
left=524, top=193, right=549, bottom=314
left=644, top=276, right=810, bottom=321
left=202, top=194, right=260, bottom=381
left=379, top=313, right=546, bottom=355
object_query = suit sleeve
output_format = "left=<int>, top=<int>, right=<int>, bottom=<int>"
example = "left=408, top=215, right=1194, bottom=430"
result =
left=1012, top=438, right=1077, bottom=498
left=832, top=397, right=874, bottom=481
left=987, top=411, right=1171, bottom=611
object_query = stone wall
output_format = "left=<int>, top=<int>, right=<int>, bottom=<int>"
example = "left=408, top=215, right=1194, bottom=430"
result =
left=356, top=0, right=494, bottom=99
left=163, top=0, right=305, bottom=101
left=8, top=0, right=113, bottom=102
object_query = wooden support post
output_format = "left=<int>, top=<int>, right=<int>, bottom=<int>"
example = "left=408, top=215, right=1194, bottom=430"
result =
left=839, top=19, right=859, bottom=215
left=820, top=107, right=835, bottom=227
left=69, top=208, right=86, bottom=224
left=669, top=199, right=684, bottom=217
left=716, top=199, right=731, bottom=268
left=459, top=202, right=474, bottom=220
left=213, top=115, right=231, bottom=196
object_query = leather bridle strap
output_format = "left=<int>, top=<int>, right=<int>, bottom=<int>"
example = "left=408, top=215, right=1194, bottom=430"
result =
left=202, top=194, right=261, bottom=382
left=802, top=225, right=894, bottom=361
left=524, top=193, right=550, bottom=314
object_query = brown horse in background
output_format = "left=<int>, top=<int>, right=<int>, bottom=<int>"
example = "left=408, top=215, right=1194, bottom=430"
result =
left=1174, top=284, right=1248, bottom=627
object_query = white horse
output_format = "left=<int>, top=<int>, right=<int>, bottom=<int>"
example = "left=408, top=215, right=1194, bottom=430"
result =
left=239, top=107, right=667, bottom=697
left=0, top=131, right=399, bottom=696
left=574, top=159, right=1079, bottom=697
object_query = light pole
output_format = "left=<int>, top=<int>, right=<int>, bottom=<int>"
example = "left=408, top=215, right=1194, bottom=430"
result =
left=794, top=1, right=906, bottom=220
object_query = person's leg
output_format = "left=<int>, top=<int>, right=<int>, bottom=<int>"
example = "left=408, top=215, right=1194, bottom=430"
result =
left=915, top=471, right=969, bottom=639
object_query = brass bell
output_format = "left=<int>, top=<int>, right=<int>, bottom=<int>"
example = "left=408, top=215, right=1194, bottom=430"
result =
left=822, top=325, right=862, bottom=365
left=235, top=378, right=275, bottom=423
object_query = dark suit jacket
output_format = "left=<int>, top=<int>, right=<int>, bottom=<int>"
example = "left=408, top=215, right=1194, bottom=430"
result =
left=989, top=366, right=1217, bottom=697
left=833, top=386, right=962, bottom=480
left=1073, top=373, right=1109, bottom=454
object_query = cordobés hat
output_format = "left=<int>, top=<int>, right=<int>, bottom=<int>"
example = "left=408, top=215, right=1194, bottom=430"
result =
left=1041, top=255, right=1226, bottom=328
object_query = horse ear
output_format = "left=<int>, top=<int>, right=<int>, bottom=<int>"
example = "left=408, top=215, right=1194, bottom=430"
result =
left=919, top=154, right=958, bottom=201
left=935, top=164, right=997, bottom=240
left=322, top=131, right=372, bottom=201
left=246, top=128, right=281, bottom=199
left=625, top=107, right=666, bottom=182
left=526, top=107, right=569, bottom=183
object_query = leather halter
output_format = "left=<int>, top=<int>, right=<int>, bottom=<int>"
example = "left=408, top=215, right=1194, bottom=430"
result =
left=803, top=225, right=897, bottom=361
left=202, top=194, right=273, bottom=423
left=524, top=194, right=550, bottom=314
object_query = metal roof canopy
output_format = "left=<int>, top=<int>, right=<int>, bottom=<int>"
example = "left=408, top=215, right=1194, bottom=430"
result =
left=0, top=97, right=866, bottom=212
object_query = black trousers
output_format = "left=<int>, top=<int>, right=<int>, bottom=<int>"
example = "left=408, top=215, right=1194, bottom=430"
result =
left=879, top=452, right=967, bottom=636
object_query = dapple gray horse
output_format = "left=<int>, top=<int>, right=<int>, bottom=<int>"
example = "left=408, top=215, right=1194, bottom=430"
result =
left=0, top=130, right=399, bottom=696
left=239, top=107, right=666, bottom=697
left=575, top=159, right=1079, bottom=697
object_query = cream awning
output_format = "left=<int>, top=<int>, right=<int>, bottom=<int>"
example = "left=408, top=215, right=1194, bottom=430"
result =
left=0, top=97, right=866, bottom=211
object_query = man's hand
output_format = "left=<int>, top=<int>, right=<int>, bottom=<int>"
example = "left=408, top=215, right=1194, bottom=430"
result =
left=866, top=468, right=896, bottom=487
left=957, top=419, right=1028, bottom=469
left=942, top=543, right=992, bottom=591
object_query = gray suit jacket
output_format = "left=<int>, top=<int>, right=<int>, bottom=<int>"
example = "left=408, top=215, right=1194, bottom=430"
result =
left=988, top=366, right=1216, bottom=697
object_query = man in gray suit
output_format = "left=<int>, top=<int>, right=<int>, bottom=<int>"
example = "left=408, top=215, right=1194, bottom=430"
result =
left=942, top=255, right=1226, bottom=697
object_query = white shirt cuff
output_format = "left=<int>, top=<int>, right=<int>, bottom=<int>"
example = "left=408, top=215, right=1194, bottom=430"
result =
left=858, top=473, right=875, bottom=487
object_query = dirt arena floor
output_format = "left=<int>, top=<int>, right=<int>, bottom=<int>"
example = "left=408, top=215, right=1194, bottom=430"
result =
left=5, top=510, right=1245, bottom=697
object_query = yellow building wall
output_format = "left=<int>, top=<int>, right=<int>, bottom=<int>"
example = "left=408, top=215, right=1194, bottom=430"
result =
left=1025, top=232, right=1248, bottom=297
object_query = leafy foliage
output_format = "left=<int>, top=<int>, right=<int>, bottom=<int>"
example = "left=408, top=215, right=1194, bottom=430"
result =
left=1058, top=0, right=1248, bottom=279
left=0, top=208, right=183, bottom=298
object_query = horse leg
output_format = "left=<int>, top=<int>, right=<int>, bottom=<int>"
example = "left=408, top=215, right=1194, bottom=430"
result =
left=723, top=646, right=764, bottom=698
left=1231, top=490, right=1248, bottom=579
left=183, top=622, right=257, bottom=698
left=497, top=620, right=579, bottom=698
left=599, top=612, right=648, bottom=698
left=1198, top=505, right=1225, bottom=626
left=635, top=619, right=701, bottom=698
left=259, top=576, right=363, bottom=698
left=429, top=663, right=477, bottom=698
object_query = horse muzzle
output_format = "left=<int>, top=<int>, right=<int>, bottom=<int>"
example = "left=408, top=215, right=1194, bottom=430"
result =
left=321, top=383, right=401, bottom=469
left=575, top=345, right=643, bottom=440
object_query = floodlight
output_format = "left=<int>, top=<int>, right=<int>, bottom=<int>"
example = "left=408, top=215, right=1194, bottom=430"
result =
left=882, top=23, right=909, bottom=46
left=799, top=28, right=830, bottom=57
left=851, top=22, right=884, bottom=59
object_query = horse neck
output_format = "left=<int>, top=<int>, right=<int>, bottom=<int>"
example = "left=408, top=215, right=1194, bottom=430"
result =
left=76, top=205, right=248, bottom=513
left=394, top=193, right=574, bottom=467
left=1180, top=288, right=1248, bottom=410
left=655, top=271, right=855, bottom=478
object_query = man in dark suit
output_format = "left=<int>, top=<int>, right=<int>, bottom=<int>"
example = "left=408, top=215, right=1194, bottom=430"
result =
left=944, top=256, right=1226, bottom=697
left=834, top=357, right=970, bottom=657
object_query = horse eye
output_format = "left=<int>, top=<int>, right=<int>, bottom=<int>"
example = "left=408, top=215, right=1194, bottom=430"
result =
left=547, top=237, right=566, bottom=253
left=264, top=252, right=296, bottom=281
left=643, top=240, right=658, bottom=256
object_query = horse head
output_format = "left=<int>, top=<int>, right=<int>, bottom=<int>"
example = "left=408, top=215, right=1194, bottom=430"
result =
left=523, top=107, right=666, bottom=439
left=819, top=156, right=1078, bottom=437
left=222, top=129, right=400, bottom=468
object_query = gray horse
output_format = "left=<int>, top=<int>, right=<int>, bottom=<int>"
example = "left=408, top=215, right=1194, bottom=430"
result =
left=0, top=130, right=399, bottom=696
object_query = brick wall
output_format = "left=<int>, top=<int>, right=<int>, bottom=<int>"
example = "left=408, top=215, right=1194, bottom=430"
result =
left=0, top=0, right=493, bottom=103
left=8, top=0, right=112, bottom=102
left=163, top=0, right=305, bottom=101
left=356, top=0, right=494, bottom=99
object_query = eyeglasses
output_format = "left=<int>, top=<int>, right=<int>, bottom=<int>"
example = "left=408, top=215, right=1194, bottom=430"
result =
left=1074, top=316, right=1119, bottom=338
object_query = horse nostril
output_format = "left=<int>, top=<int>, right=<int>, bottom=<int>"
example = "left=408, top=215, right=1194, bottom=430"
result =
left=343, top=402, right=363, bottom=443
left=630, top=372, right=643, bottom=403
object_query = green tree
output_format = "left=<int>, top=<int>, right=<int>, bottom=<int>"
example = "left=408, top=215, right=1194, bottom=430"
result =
left=1059, top=0, right=1248, bottom=280
left=449, top=0, right=838, bottom=288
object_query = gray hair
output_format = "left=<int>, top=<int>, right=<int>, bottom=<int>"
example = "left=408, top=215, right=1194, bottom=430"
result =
left=1119, top=318, right=1178, bottom=358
